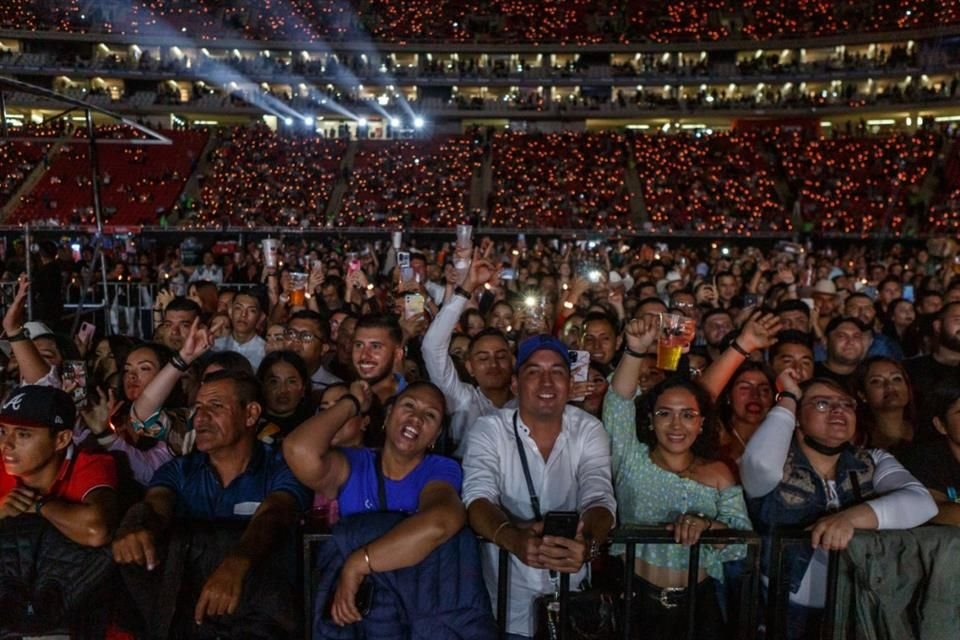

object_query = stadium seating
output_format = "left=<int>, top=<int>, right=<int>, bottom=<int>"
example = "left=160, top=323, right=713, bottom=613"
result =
left=11, top=126, right=208, bottom=226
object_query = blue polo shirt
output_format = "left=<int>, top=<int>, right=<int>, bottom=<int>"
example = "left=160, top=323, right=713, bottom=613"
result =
left=149, top=441, right=312, bottom=520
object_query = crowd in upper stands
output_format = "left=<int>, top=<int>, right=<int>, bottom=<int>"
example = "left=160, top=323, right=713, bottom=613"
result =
left=1, top=0, right=959, bottom=43
left=3, top=123, right=959, bottom=235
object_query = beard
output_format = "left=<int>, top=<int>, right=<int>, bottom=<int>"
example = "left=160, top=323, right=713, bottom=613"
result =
left=940, top=331, right=960, bottom=354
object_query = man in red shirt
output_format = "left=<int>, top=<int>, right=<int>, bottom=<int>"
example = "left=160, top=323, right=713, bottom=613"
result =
left=0, top=385, right=118, bottom=547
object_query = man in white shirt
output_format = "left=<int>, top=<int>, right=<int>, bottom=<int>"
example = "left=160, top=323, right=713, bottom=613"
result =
left=213, top=289, right=267, bottom=370
left=422, top=257, right=516, bottom=451
left=462, top=335, right=617, bottom=638
left=187, top=251, right=224, bottom=285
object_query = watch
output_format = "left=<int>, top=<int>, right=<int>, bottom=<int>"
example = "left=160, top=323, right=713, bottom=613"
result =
left=776, top=391, right=800, bottom=406
left=35, top=497, right=47, bottom=514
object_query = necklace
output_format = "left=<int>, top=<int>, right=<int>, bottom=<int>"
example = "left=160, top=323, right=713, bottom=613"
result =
left=731, top=427, right=746, bottom=448
left=650, top=448, right=697, bottom=476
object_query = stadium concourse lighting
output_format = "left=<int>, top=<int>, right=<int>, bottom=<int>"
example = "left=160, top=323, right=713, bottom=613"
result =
left=413, top=117, right=425, bottom=129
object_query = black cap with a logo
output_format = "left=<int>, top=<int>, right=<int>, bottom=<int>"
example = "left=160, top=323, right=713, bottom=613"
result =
left=0, top=386, right=76, bottom=431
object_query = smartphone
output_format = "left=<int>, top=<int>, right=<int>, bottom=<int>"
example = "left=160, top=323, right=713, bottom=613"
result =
left=404, top=293, right=424, bottom=320
left=903, top=285, right=915, bottom=302
left=347, top=259, right=362, bottom=275
left=62, top=360, right=87, bottom=403
left=543, top=511, right=579, bottom=540
left=501, top=268, right=516, bottom=280
left=354, top=578, right=374, bottom=615
left=78, top=321, right=96, bottom=345
left=397, top=251, right=411, bottom=268
left=568, top=350, right=591, bottom=402
left=742, top=293, right=760, bottom=308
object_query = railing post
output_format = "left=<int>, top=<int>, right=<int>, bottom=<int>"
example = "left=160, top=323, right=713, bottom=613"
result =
left=497, top=547, right=509, bottom=639
left=686, top=542, right=700, bottom=640
left=821, top=550, right=840, bottom=640
left=623, top=541, right=636, bottom=639
left=559, top=572, right=570, bottom=640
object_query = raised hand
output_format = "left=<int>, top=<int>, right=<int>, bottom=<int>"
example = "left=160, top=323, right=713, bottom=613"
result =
left=180, top=317, right=215, bottom=364
left=2, top=273, right=29, bottom=336
left=738, top=311, right=782, bottom=353
left=775, top=367, right=803, bottom=398
left=348, top=380, right=373, bottom=414
left=81, top=387, right=121, bottom=436
left=623, top=316, right=659, bottom=354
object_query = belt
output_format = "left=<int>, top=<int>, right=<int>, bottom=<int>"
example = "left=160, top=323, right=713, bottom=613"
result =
left=634, top=576, right=689, bottom=610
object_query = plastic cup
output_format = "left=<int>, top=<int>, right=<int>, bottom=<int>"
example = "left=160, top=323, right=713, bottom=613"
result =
left=392, top=231, right=402, bottom=250
left=262, top=238, right=280, bottom=269
left=456, top=224, right=473, bottom=249
left=290, top=272, right=308, bottom=306
left=657, top=313, right=695, bottom=371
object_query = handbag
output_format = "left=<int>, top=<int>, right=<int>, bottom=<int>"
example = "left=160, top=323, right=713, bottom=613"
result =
left=511, top=412, right=620, bottom=640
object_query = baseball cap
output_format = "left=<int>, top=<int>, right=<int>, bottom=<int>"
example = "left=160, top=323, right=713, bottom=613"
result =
left=23, top=322, right=54, bottom=340
left=812, top=279, right=838, bottom=296
left=515, top=335, right=570, bottom=372
left=0, top=386, right=76, bottom=431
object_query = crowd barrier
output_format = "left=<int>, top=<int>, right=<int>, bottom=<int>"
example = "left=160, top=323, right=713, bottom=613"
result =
left=302, top=523, right=846, bottom=640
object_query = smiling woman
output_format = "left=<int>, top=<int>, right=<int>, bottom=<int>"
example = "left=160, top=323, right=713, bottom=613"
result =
left=282, top=380, right=469, bottom=630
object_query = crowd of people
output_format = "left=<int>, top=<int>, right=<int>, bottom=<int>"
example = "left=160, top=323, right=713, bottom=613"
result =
left=3, top=0, right=960, bottom=44
left=1, top=230, right=960, bottom=638
left=4, top=124, right=960, bottom=234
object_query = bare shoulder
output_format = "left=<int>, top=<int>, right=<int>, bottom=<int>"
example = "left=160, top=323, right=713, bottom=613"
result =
left=692, top=458, right=738, bottom=490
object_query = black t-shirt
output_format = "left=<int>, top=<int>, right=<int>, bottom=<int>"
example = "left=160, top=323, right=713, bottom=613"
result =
left=904, top=355, right=960, bottom=441
left=899, top=438, right=960, bottom=498
left=814, top=361, right=855, bottom=392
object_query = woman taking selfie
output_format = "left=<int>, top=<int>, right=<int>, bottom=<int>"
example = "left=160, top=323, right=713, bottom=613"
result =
left=741, top=371, right=936, bottom=640
left=602, top=317, right=751, bottom=639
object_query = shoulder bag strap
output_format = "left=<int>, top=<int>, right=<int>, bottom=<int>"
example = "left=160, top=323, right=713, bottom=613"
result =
left=512, top=411, right=542, bottom=521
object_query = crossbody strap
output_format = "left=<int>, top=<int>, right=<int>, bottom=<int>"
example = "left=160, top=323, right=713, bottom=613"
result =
left=512, top=411, right=542, bottom=521
left=375, top=449, right=388, bottom=511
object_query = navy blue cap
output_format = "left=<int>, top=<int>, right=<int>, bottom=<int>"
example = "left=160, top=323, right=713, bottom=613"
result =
left=0, top=385, right=75, bottom=431
left=515, top=334, right=570, bottom=372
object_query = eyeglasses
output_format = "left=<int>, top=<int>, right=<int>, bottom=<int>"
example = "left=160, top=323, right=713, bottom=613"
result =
left=803, top=398, right=857, bottom=413
left=284, top=329, right=320, bottom=344
left=652, top=409, right=702, bottom=425
left=266, top=334, right=287, bottom=343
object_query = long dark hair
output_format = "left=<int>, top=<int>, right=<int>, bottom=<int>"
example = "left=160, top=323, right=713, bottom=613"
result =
left=718, top=360, right=776, bottom=429
left=635, top=376, right=721, bottom=459
left=853, top=356, right=916, bottom=445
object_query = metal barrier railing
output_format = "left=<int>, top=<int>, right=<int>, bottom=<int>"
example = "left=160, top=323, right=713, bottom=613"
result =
left=768, top=529, right=843, bottom=640
left=302, top=525, right=769, bottom=640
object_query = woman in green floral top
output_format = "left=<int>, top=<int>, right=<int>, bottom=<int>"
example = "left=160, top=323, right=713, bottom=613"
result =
left=602, top=316, right=753, bottom=640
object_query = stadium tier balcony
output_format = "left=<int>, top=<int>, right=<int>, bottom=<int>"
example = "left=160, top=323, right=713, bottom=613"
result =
left=488, top=131, right=632, bottom=230
left=10, top=126, right=208, bottom=226
left=197, top=125, right=346, bottom=227
left=337, top=136, right=482, bottom=228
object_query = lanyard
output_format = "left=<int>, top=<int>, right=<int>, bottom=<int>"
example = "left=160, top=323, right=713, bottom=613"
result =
left=512, top=411, right=542, bottom=521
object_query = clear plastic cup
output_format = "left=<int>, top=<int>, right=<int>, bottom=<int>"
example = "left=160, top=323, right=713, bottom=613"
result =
left=657, top=313, right=696, bottom=371
left=392, top=231, right=402, bottom=250
left=262, top=238, right=280, bottom=269
left=290, top=272, right=308, bottom=306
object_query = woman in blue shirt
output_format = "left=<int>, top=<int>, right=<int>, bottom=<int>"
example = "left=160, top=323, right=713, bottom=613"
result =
left=283, top=379, right=464, bottom=626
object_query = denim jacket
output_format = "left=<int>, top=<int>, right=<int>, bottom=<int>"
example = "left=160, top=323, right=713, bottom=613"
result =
left=747, top=438, right=876, bottom=593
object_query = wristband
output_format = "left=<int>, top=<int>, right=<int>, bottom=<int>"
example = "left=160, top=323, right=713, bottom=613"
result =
left=776, top=390, right=800, bottom=407
left=171, top=354, right=191, bottom=372
left=623, top=347, right=646, bottom=359
left=696, top=512, right=713, bottom=531
left=35, top=497, right=47, bottom=514
left=339, top=394, right=362, bottom=417
left=730, top=340, right=750, bottom=358
left=454, top=286, right=473, bottom=300
left=7, top=331, right=28, bottom=343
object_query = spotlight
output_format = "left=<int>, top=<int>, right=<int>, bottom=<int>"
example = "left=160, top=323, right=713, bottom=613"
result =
left=413, top=117, right=425, bottom=129
left=303, top=116, right=315, bottom=126
left=284, top=117, right=293, bottom=126
left=390, top=117, right=400, bottom=128
left=358, top=118, right=368, bottom=127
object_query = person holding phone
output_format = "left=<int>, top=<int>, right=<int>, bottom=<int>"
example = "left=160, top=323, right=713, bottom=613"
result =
left=603, top=317, right=752, bottom=639
left=462, top=334, right=616, bottom=638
